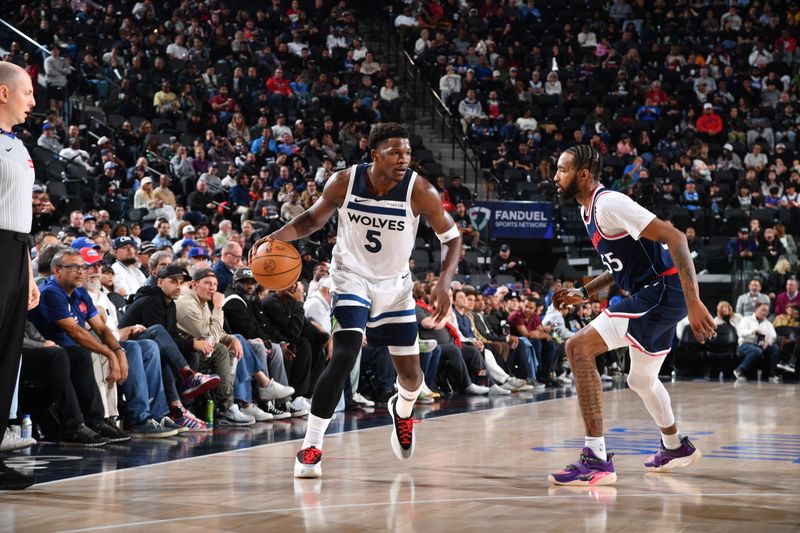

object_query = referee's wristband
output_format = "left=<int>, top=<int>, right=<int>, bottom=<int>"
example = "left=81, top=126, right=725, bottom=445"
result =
left=579, top=286, right=589, bottom=300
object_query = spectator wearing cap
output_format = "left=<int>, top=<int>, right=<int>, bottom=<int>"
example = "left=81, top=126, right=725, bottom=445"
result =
left=716, top=143, right=744, bottom=172
left=188, top=247, right=211, bottom=268
left=111, top=236, right=146, bottom=297
left=136, top=242, right=157, bottom=278
left=171, top=224, right=197, bottom=254
left=490, top=244, right=527, bottom=282
left=697, top=103, right=724, bottom=141
left=439, top=65, right=462, bottom=103
left=727, top=227, right=759, bottom=269
left=458, top=89, right=484, bottom=133
left=213, top=241, right=243, bottom=293
left=28, top=248, right=174, bottom=439
left=37, top=123, right=63, bottom=153
left=176, top=268, right=292, bottom=424
left=223, top=268, right=305, bottom=418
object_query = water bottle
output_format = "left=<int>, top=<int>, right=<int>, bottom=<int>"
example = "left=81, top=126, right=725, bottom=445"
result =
left=21, top=415, right=32, bottom=440
left=206, top=399, right=215, bottom=425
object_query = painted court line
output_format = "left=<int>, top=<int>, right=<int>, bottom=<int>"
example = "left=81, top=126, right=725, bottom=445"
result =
left=36, top=391, right=619, bottom=487
left=56, top=491, right=800, bottom=533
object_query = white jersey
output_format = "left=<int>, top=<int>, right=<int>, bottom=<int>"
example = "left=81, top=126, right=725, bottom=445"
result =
left=332, top=163, right=419, bottom=281
left=0, top=131, right=34, bottom=233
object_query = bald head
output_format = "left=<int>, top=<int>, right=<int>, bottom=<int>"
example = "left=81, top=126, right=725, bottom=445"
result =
left=0, top=61, right=35, bottom=129
left=0, top=62, right=26, bottom=89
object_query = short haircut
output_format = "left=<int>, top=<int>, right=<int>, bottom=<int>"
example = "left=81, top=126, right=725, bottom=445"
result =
left=148, top=251, right=172, bottom=270
left=0, top=62, right=24, bottom=89
left=368, top=122, right=409, bottom=151
left=564, top=144, right=603, bottom=180
left=51, top=248, right=81, bottom=268
left=37, top=243, right=67, bottom=275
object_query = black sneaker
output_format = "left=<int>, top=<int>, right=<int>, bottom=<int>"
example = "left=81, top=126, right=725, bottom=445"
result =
left=58, top=424, right=110, bottom=448
left=280, top=400, right=309, bottom=418
left=0, top=463, right=35, bottom=490
left=91, top=420, right=132, bottom=443
left=262, top=400, right=291, bottom=420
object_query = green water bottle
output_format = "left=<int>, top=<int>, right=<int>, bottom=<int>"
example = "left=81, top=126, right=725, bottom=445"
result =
left=206, top=399, right=215, bottom=425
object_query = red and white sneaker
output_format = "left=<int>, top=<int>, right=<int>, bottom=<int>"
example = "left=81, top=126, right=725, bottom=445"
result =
left=170, top=406, right=211, bottom=432
left=294, top=447, right=322, bottom=478
left=388, top=394, right=417, bottom=460
left=181, top=372, right=221, bottom=401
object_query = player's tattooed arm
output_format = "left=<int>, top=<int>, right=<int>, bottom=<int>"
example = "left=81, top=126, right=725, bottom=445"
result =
left=584, top=271, right=615, bottom=299
left=640, top=218, right=717, bottom=342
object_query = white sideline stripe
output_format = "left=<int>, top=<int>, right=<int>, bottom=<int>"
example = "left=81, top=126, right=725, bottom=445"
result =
left=36, top=390, right=628, bottom=487
left=56, top=491, right=800, bottom=532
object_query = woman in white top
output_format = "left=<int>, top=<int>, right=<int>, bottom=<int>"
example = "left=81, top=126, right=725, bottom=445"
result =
left=545, top=71, right=562, bottom=96
left=133, top=177, right=176, bottom=221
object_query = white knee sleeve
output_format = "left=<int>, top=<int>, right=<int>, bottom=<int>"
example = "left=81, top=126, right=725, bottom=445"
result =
left=627, top=347, right=676, bottom=429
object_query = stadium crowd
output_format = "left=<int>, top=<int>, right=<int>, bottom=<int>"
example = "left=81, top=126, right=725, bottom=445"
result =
left=1, top=0, right=798, bottom=457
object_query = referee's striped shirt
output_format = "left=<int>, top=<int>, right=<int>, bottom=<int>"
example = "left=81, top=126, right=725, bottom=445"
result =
left=0, top=131, right=34, bottom=234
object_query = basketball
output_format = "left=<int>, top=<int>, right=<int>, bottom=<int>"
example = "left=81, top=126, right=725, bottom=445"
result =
left=249, top=240, right=302, bottom=291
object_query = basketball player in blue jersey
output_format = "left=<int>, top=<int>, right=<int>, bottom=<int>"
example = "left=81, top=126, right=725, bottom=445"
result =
left=547, top=145, right=717, bottom=486
left=249, top=123, right=461, bottom=478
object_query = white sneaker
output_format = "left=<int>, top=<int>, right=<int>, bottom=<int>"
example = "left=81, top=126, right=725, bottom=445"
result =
left=556, top=374, right=573, bottom=385
left=507, top=376, right=534, bottom=391
left=0, top=428, right=36, bottom=452
left=768, top=376, right=781, bottom=384
left=733, top=368, right=747, bottom=382
left=465, top=383, right=490, bottom=395
left=219, top=404, right=256, bottom=426
left=600, top=373, right=613, bottom=382
left=292, top=396, right=312, bottom=411
left=489, top=383, right=512, bottom=395
left=294, top=447, right=322, bottom=478
left=352, top=392, right=375, bottom=407
left=241, top=404, right=274, bottom=422
left=259, top=380, right=295, bottom=401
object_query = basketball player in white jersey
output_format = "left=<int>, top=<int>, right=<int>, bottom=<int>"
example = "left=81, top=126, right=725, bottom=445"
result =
left=250, top=123, right=461, bottom=478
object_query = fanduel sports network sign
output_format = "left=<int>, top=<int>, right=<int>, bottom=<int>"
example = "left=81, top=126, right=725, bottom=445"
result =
left=468, top=201, right=553, bottom=239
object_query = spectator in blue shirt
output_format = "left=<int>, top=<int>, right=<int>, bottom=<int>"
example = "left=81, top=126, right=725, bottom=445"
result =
left=635, top=98, right=661, bottom=121
left=229, top=174, right=252, bottom=220
left=29, top=248, right=176, bottom=438
left=681, top=180, right=702, bottom=213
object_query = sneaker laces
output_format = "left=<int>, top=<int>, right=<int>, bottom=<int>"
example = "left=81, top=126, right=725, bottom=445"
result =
left=300, top=447, right=322, bottom=464
left=395, top=417, right=419, bottom=446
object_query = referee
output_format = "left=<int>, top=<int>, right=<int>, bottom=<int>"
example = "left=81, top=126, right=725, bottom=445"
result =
left=0, top=62, right=40, bottom=490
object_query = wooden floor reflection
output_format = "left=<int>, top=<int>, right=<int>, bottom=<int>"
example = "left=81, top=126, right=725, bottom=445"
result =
left=3, top=382, right=799, bottom=532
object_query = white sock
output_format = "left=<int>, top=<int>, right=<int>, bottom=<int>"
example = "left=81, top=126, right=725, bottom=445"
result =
left=302, top=414, right=331, bottom=450
left=585, top=436, right=607, bottom=461
left=662, top=431, right=682, bottom=450
left=395, top=380, right=423, bottom=419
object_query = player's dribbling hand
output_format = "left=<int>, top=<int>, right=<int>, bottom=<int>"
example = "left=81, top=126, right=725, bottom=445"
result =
left=553, top=288, right=584, bottom=310
left=248, top=235, right=273, bottom=265
left=687, top=300, right=717, bottom=344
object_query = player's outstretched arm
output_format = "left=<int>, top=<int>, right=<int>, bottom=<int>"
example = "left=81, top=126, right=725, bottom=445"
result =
left=412, top=178, right=462, bottom=324
left=639, top=218, right=717, bottom=343
left=249, top=171, right=348, bottom=263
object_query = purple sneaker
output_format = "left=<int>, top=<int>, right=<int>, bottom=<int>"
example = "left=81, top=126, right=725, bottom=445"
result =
left=643, top=436, right=701, bottom=472
left=548, top=447, right=617, bottom=486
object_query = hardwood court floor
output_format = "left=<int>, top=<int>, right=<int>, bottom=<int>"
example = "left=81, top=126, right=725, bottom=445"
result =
left=3, top=381, right=798, bottom=532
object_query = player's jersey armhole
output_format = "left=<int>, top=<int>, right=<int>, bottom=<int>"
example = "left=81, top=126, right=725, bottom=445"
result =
left=593, top=190, right=629, bottom=240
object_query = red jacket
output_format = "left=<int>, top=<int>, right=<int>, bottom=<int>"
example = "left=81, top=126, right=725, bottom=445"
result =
left=696, top=112, right=723, bottom=135
left=266, top=77, right=292, bottom=96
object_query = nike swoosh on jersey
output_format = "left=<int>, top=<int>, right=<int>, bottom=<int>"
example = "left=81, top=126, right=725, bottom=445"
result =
left=4, top=147, right=11, bottom=152
left=352, top=197, right=370, bottom=203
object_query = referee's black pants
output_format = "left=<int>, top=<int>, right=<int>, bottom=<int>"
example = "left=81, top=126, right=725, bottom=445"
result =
left=0, top=232, right=29, bottom=435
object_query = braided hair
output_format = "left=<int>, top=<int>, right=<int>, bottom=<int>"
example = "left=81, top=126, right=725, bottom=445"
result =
left=564, top=144, right=603, bottom=181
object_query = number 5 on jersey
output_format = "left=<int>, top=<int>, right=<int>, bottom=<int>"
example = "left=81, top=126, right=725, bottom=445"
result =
left=364, top=229, right=382, bottom=253
left=601, top=252, right=623, bottom=273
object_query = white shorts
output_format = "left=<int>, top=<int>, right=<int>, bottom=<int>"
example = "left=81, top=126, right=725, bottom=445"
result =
left=330, top=267, right=419, bottom=356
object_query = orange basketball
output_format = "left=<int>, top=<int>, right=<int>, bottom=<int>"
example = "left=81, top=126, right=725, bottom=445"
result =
left=249, top=240, right=302, bottom=290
